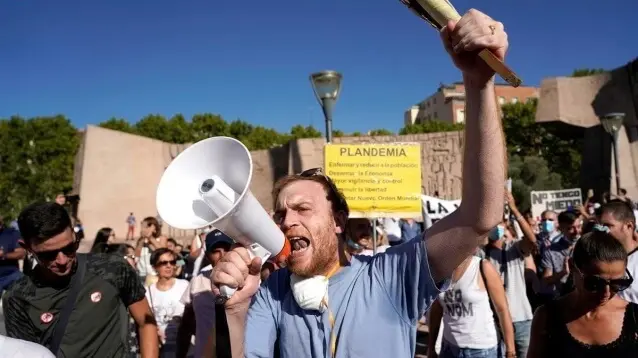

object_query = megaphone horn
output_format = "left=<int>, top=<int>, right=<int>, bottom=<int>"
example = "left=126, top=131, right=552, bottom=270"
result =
left=156, top=136, right=291, bottom=298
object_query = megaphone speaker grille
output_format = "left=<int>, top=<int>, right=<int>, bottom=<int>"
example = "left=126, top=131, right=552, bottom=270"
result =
left=156, top=137, right=253, bottom=229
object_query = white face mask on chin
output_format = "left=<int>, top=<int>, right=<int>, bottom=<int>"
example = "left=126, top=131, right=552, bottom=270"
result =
left=290, top=273, right=330, bottom=312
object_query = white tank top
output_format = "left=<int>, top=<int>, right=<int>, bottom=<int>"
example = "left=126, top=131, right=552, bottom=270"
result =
left=439, top=256, right=498, bottom=349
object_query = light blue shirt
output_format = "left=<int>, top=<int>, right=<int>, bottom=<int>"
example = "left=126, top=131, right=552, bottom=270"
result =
left=245, top=236, right=446, bottom=357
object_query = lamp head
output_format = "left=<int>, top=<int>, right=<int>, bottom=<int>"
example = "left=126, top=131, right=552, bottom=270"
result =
left=601, top=112, right=626, bottom=135
left=310, top=71, right=342, bottom=104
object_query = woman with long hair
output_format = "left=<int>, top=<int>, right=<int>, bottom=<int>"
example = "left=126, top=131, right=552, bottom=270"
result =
left=146, top=248, right=189, bottom=357
left=90, top=227, right=115, bottom=254
left=527, top=226, right=638, bottom=357
left=135, top=217, right=167, bottom=286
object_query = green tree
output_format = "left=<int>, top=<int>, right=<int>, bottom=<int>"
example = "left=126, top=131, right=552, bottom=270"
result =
left=350, top=131, right=362, bottom=136
left=243, top=126, right=287, bottom=150
left=99, top=117, right=135, bottom=133
left=167, top=114, right=194, bottom=143
left=0, top=115, right=79, bottom=219
left=399, top=120, right=464, bottom=134
left=332, top=129, right=345, bottom=138
left=289, top=125, right=322, bottom=139
left=368, top=129, right=394, bottom=136
left=502, top=99, right=583, bottom=188
left=508, top=155, right=562, bottom=212
left=191, top=113, right=231, bottom=140
left=228, top=119, right=254, bottom=141
left=134, top=114, right=174, bottom=142
left=571, top=68, right=606, bottom=77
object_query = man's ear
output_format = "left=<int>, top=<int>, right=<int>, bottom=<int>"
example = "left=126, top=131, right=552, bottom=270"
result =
left=334, top=211, right=348, bottom=235
left=18, top=239, right=27, bottom=249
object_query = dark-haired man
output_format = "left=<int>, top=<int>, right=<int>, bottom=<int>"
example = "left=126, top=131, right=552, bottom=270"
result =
left=599, top=200, right=638, bottom=303
left=540, top=211, right=582, bottom=300
left=2, top=202, right=159, bottom=357
left=212, top=9, right=509, bottom=358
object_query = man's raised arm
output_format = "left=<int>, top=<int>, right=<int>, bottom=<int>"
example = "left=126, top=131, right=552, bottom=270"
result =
left=425, top=10, right=508, bottom=282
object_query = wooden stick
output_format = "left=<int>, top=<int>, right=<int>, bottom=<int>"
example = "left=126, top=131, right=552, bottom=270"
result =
left=414, top=0, right=522, bottom=87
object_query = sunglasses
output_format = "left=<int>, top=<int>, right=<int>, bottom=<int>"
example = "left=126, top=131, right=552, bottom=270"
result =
left=124, top=254, right=136, bottom=260
left=299, top=167, right=347, bottom=208
left=580, top=269, right=634, bottom=293
left=31, top=240, right=79, bottom=261
left=156, top=260, right=177, bottom=267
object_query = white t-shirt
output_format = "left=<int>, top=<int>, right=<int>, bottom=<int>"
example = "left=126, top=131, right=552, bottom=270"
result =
left=381, top=218, right=402, bottom=241
left=137, top=246, right=156, bottom=277
left=146, top=279, right=190, bottom=344
left=359, top=245, right=391, bottom=256
left=619, top=249, right=638, bottom=304
left=0, top=336, right=55, bottom=358
left=181, top=266, right=217, bottom=358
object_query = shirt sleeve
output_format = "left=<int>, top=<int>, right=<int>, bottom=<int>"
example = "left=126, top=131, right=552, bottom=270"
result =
left=110, top=256, right=147, bottom=306
left=2, top=293, right=39, bottom=343
left=245, top=274, right=283, bottom=358
left=6, top=229, right=20, bottom=252
left=371, top=235, right=448, bottom=324
left=180, top=280, right=193, bottom=305
left=541, top=250, right=553, bottom=271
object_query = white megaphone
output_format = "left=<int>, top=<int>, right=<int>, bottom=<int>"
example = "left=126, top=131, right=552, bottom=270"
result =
left=156, top=137, right=291, bottom=298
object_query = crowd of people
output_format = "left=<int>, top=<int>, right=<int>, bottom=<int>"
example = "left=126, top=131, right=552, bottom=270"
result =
left=0, top=8, right=636, bottom=358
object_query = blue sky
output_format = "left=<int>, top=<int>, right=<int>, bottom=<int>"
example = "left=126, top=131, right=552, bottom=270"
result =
left=1, top=0, right=636, bottom=134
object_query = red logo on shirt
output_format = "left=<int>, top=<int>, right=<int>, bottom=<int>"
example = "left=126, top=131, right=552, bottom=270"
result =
left=90, top=291, right=102, bottom=303
left=40, top=312, right=53, bottom=324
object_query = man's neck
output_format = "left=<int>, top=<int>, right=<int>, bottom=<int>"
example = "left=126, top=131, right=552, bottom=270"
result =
left=34, top=265, right=72, bottom=288
left=624, top=237, right=638, bottom=255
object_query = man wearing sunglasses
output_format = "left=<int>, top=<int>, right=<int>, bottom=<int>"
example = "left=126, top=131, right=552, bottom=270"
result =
left=599, top=200, right=638, bottom=304
left=2, top=202, right=159, bottom=357
left=212, top=9, right=509, bottom=358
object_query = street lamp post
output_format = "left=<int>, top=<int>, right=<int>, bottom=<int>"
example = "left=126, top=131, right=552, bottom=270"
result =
left=310, top=71, right=343, bottom=143
left=601, top=112, right=626, bottom=196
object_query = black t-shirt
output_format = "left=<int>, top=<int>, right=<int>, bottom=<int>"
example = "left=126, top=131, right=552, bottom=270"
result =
left=2, top=253, right=146, bottom=358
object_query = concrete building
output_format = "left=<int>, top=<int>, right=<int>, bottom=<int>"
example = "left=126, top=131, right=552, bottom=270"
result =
left=404, top=82, right=539, bottom=126
left=536, top=58, right=638, bottom=200
left=73, top=126, right=464, bottom=251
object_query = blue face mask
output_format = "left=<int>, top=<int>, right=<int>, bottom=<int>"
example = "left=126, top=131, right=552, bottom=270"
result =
left=488, top=225, right=505, bottom=241
left=541, top=220, right=554, bottom=233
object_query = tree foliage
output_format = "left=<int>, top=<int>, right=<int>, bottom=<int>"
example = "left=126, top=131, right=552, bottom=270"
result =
left=502, top=99, right=583, bottom=189
left=508, top=155, right=563, bottom=212
left=0, top=116, right=80, bottom=219
left=399, top=120, right=464, bottom=135
left=571, top=68, right=606, bottom=77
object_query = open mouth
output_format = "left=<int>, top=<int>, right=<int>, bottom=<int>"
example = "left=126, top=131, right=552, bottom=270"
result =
left=288, top=236, right=310, bottom=256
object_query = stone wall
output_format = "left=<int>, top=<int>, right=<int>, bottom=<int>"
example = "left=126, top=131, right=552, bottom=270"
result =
left=74, top=127, right=464, bottom=250
left=536, top=58, right=638, bottom=199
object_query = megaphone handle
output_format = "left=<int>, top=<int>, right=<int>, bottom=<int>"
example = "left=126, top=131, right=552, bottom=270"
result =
left=219, top=243, right=272, bottom=299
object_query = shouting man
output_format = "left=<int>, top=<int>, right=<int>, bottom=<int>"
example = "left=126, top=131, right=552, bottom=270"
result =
left=212, top=9, right=508, bottom=357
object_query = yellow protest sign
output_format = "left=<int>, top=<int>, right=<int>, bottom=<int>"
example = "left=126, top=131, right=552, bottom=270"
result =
left=324, top=143, right=422, bottom=218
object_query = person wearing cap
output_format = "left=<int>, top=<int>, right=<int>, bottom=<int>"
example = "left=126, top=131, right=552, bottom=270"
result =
left=176, top=229, right=233, bottom=358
